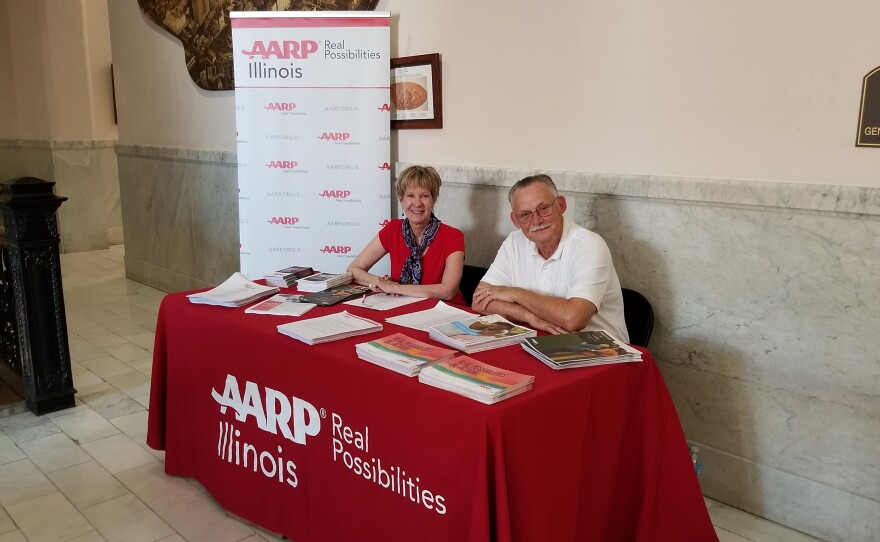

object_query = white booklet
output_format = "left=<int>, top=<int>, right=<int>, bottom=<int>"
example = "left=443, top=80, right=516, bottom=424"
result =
left=384, top=300, right=473, bottom=331
left=277, top=311, right=382, bottom=345
left=342, top=294, right=425, bottom=311
left=244, top=294, right=316, bottom=317
left=187, top=272, right=278, bottom=307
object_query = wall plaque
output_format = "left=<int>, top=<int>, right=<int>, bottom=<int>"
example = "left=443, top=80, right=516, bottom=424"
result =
left=856, top=66, right=880, bottom=147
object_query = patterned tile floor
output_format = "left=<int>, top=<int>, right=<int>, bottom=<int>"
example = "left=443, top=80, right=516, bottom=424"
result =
left=0, top=246, right=823, bottom=542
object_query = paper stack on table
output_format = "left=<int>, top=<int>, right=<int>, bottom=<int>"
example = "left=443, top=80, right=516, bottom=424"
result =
left=418, top=355, right=534, bottom=404
left=277, top=311, right=382, bottom=345
left=355, top=332, right=457, bottom=377
left=244, top=294, right=316, bottom=317
left=428, top=314, right=536, bottom=354
left=264, top=266, right=315, bottom=288
left=187, top=273, right=279, bottom=307
left=521, top=330, right=642, bottom=370
left=296, top=272, right=353, bottom=292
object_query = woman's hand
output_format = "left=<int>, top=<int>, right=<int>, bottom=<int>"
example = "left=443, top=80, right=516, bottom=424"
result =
left=370, top=276, right=401, bottom=296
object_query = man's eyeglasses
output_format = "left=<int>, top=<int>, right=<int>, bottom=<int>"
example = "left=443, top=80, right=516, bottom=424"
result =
left=514, top=197, right=558, bottom=224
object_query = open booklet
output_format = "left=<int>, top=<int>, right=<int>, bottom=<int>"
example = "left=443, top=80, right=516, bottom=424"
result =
left=384, top=300, right=473, bottom=331
left=343, top=294, right=425, bottom=311
left=187, top=272, right=278, bottom=307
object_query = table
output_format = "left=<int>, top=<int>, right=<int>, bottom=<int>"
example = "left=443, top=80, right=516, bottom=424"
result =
left=147, top=292, right=718, bottom=542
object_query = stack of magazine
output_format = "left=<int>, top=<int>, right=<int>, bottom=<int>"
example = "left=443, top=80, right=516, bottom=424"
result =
left=355, top=333, right=457, bottom=377
left=418, top=355, right=535, bottom=404
left=301, top=284, right=371, bottom=306
left=521, top=330, right=643, bottom=370
left=428, top=314, right=536, bottom=353
left=297, top=272, right=353, bottom=292
left=264, top=266, right=314, bottom=288
left=277, top=311, right=382, bottom=345
left=187, top=273, right=278, bottom=307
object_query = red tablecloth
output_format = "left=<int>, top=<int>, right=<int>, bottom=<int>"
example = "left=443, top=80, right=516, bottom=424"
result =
left=147, top=292, right=717, bottom=542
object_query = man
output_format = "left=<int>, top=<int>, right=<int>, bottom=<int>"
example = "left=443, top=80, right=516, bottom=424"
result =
left=471, top=174, right=630, bottom=342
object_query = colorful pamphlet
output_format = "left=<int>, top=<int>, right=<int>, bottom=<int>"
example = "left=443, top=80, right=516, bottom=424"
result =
left=355, top=332, right=457, bottom=377
left=418, top=355, right=534, bottom=404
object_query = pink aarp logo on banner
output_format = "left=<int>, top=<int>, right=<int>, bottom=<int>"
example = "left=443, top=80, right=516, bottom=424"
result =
left=242, top=41, right=318, bottom=59
left=379, top=219, right=391, bottom=228
left=319, top=190, right=352, bottom=199
left=267, top=161, right=298, bottom=169
left=318, top=132, right=350, bottom=141
left=265, top=102, right=297, bottom=111
left=378, top=163, right=391, bottom=171
left=320, top=245, right=352, bottom=254
left=267, top=217, right=300, bottom=226
left=377, top=104, right=391, bottom=112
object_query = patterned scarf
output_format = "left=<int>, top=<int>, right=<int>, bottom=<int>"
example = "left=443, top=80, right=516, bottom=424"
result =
left=400, top=213, right=441, bottom=285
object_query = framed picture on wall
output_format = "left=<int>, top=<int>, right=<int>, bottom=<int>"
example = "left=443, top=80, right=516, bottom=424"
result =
left=390, top=53, right=442, bottom=129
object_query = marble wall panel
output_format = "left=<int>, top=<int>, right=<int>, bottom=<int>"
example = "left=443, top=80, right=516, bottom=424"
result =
left=116, top=145, right=238, bottom=293
left=51, top=142, right=122, bottom=252
left=0, top=140, right=121, bottom=252
left=0, top=142, right=55, bottom=181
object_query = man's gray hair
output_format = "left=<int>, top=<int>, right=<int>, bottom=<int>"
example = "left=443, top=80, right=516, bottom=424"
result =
left=508, top=174, right=558, bottom=203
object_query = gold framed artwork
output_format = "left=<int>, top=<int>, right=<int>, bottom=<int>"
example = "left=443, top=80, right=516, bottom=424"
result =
left=390, top=53, right=442, bottom=129
left=137, top=0, right=379, bottom=91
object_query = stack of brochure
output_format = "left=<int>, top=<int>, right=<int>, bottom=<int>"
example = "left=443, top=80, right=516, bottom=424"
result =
left=428, top=314, right=536, bottom=353
left=277, top=311, right=382, bottom=345
left=187, top=273, right=278, bottom=307
left=355, top=333, right=457, bottom=377
left=296, top=272, right=353, bottom=292
left=244, top=294, right=316, bottom=317
left=521, top=330, right=643, bottom=370
left=264, top=266, right=314, bottom=288
left=418, top=355, right=534, bottom=404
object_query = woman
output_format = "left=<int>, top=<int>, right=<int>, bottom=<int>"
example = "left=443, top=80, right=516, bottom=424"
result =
left=347, top=165, right=465, bottom=304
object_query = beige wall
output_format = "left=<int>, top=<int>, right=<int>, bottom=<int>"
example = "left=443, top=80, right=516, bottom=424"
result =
left=0, top=0, right=121, bottom=253
left=0, top=0, right=116, bottom=141
left=386, top=0, right=880, bottom=187
left=0, top=3, right=17, bottom=139
left=110, top=0, right=880, bottom=187
left=109, top=1, right=234, bottom=150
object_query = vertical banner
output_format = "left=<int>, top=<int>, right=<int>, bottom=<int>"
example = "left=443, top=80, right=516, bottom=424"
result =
left=231, top=12, right=391, bottom=278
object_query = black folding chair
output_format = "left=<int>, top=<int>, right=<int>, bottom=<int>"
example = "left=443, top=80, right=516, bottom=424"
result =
left=621, top=288, right=654, bottom=347
left=459, top=264, right=488, bottom=306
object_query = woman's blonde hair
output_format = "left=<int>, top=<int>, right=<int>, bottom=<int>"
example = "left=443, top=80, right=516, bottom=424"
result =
left=396, top=165, right=442, bottom=201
